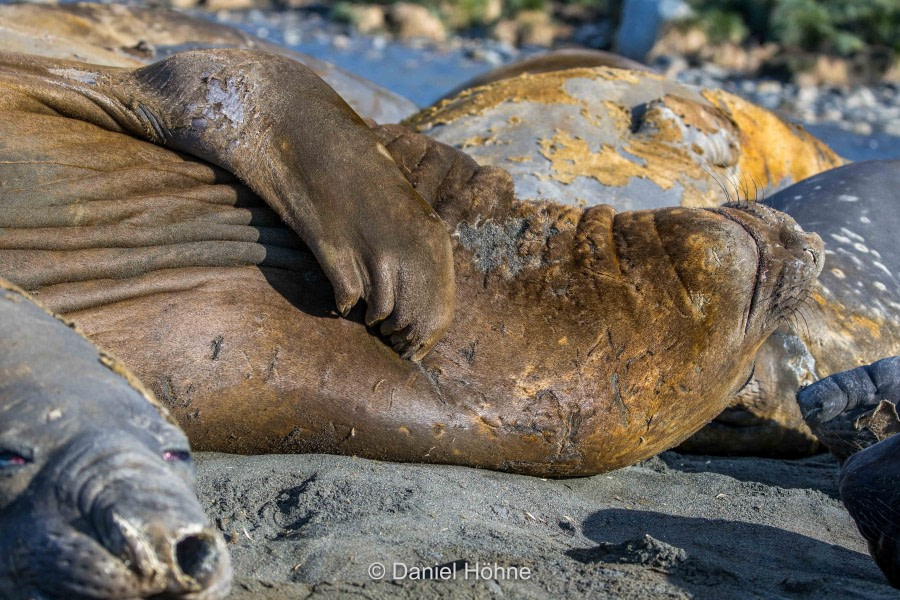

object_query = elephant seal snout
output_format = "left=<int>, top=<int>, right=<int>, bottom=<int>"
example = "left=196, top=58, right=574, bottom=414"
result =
left=0, top=279, right=231, bottom=599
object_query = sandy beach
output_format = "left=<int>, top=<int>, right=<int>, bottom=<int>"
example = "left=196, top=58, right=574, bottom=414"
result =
left=195, top=451, right=896, bottom=598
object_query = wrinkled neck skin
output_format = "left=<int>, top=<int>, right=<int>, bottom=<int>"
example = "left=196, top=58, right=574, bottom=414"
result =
left=0, top=283, right=231, bottom=599
left=420, top=196, right=822, bottom=471
left=375, top=124, right=824, bottom=471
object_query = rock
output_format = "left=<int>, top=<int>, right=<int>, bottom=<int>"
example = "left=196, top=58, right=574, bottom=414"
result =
left=168, top=0, right=201, bottom=9
left=883, top=60, right=900, bottom=83
left=796, top=55, right=850, bottom=87
left=851, top=121, right=873, bottom=135
left=388, top=3, right=447, bottom=42
left=490, top=10, right=559, bottom=47
left=573, top=21, right=613, bottom=49
left=515, top=10, right=557, bottom=47
left=570, top=534, right=688, bottom=571
left=491, top=18, right=518, bottom=46
left=886, top=119, right=900, bottom=137
left=339, top=4, right=386, bottom=35
left=704, top=42, right=779, bottom=74
left=438, top=0, right=501, bottom=29
left=203, top=0, right=266, bottom=10
left=331, top=33, right=351, bottom=49
left=482, top=0, right=503, bottom=23
left=615, top=0, right=693, bottom=60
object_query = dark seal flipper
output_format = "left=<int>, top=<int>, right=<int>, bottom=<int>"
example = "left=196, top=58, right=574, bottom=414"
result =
left=840, top=434, right=900, bottom=589
left=798, top=356, right=900, bottom=461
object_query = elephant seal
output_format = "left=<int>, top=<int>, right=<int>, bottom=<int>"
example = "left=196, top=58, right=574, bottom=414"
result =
left=0, top=278, right=231, bottom=599
left=0, top=2, right=418, bottom=123
left=0, top=49, right=456, bottom=360
left=405, top=66, right=843, bottom=209
left=412, top=65, right=900, bottom=458
left=439, top=48, right=654, bottom=101
left=795, top=357, right=900, bottom=588
left=0, top=46, right=823, bottom=474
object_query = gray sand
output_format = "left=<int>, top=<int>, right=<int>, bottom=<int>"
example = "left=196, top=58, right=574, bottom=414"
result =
left=194, top=451, right=896, bottom=599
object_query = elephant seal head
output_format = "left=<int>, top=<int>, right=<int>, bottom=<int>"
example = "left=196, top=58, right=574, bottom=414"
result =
left=0, top=280, right=231, bottom=599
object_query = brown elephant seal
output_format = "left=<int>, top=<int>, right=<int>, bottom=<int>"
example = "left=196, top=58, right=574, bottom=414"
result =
left=0, top=46, right=822, bottom=475
left=408, top=66, right=896, bottom=458
left=0, top=2, right=417, bottom=123
left=0, top=278, right=231, bottom=599
left=691, top=161, right=899, bottom=457
left=405, top=66, right=843, bottom=209
left=796, top=357, right=900, bottom=588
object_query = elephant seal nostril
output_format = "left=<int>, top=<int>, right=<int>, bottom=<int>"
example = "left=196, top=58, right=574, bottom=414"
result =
left=175, top=533, right=218, bottom=583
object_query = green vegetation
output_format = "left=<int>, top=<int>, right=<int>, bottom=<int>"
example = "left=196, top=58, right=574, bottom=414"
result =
left=687, top=0, right=899, bottom=56
left=329, top=0, right=897, bottom=63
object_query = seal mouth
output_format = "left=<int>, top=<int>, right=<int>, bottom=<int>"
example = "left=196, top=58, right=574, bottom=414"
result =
left=706, top=201, right=823, bottom=333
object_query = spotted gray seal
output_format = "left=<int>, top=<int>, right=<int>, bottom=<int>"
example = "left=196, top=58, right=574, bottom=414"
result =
left=703, top=161, right=900, bottom=456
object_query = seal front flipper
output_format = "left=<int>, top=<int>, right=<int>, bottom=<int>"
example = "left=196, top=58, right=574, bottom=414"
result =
left=798, top=356, right=900, bottom=461
left=800, top=358, right=900, bottom=588
left=0, top=49, right=455, bottom=360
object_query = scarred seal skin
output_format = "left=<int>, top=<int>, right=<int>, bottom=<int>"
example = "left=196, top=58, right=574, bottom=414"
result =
left=798, top=357, right=900, bottom=589
left=0, top=45, right=823, bottom=477
left=0, top=278, right=231, bottom=599
left=0, top=2, right=417, bottom=123
left=415, top=61, right=899, bottom=459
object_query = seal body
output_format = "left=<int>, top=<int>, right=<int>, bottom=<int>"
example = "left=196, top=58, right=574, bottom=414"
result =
left=439, top=48, right=654, bottom=101
left=768, top=161, right=900, bottom=381
left=0, top=60, right=823, bottom=474
left=0, top=279, right=231, bottom=599
left=684, top=162, right=900, bottom=456
left=840, top=434, right=900, bottom=589
left=742, top=162, right=900, bottom=455
left=405, top=67, right=842, bottom=209
left=411, top=65, right=900, bottom=457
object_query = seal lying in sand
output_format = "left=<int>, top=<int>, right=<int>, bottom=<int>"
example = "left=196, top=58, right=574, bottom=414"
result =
left=797, top=357, right=900, bottom=589
left=407, top=64, right=900, bottom=457
left=0, top=278, right=231, bottom=599
left=0, top=1, right=843, bottom=459
left=0, top=46, right=823, bottom=475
